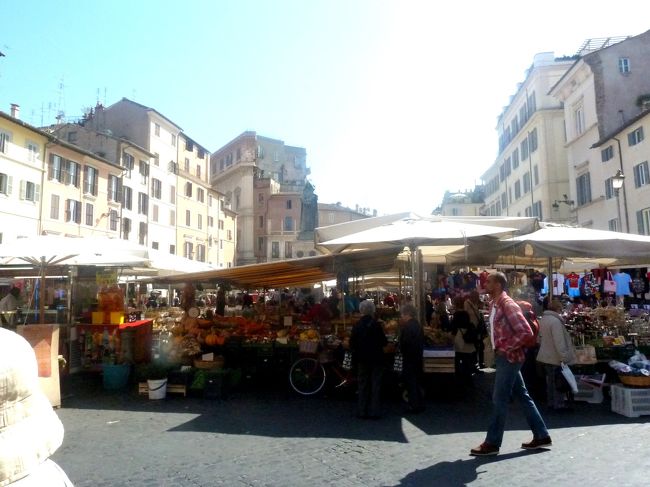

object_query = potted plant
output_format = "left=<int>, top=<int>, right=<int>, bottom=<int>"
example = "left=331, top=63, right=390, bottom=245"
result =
left=137, top=362, right=170, bottom=400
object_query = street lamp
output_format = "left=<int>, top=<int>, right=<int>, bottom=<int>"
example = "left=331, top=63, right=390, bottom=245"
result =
left=612, top=170, right=625, bottom=232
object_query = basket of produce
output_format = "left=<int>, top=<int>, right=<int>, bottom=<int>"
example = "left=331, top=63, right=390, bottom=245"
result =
left=298, top=340, right=319, bottom=354
left=194, top=356, right=225, bottom=370
left=618, top=374, right=650, bottom=388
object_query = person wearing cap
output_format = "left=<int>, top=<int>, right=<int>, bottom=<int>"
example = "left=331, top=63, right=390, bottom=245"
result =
left=0, top=328, right=73, bottom=486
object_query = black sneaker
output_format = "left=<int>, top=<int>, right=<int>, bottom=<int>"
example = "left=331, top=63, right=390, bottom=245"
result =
left=521, top=436, right=552, bottom=450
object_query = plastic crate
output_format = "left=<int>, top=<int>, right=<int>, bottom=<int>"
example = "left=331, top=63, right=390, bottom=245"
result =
left=611, top=384, right=650, bottom=418
left=573, top=381, right=604, bottom=404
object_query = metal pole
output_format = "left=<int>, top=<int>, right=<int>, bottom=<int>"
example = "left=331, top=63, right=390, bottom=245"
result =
left=616, top=189, right=623, bottom=232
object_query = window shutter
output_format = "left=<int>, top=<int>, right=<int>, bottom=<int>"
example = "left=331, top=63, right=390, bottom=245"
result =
left=65, top=200, right=71, bottom=222
left=6, top=176, right=12, bottom=195
left=83, top=167, right=89, bottom=193
left=19, top=180, right=26, bottom=200
left=637, top=210, right=645, bottom=235
left=75, top=202, right=81, bottom=223
left=117, top=179, right=123, bottom=203
left=34, top=184, right=40, bottom=202
left=48, top=154, right=54, bottom=179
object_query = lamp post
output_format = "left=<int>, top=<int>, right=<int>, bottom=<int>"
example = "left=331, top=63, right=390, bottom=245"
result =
left=612, top=170, right=625, bottom=232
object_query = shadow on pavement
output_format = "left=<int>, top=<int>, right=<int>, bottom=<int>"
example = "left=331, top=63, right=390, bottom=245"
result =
left=390, top=450, right=546, bottom=487
left=60, top=370, right=648, bottom=443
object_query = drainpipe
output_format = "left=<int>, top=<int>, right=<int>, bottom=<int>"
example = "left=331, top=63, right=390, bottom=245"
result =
left=612, top=137, right=630, bottom=232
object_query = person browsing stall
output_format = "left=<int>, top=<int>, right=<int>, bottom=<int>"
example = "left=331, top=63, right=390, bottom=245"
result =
left=470, top=272, right=551, bottom=456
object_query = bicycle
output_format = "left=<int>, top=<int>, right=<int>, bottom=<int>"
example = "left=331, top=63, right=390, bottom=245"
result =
left=289, top=341, right=356, bottom=396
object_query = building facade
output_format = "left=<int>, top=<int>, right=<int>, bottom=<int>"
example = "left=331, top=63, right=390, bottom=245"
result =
left=550, top=31, right=650, bottom=232
left=210, top=132, right=312, bottom=264
left=433, top=189, right=485, bottom=216
left=482, top=52, right=574, bottom=223
left=317, top=202, right=368, bottom=226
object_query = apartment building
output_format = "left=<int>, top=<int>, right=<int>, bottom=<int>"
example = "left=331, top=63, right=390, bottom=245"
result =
left=210, top=131, right=311, bottom=264
left=318, top=202, right=368, bottom=226
left=433, top=189, right=485, bottom=216
left=0, top=106, right=47, bottom=242
left=482, top=52, right=574, bottom=223
left=50, top=122, right=153, bottom=244
left=550, top=30, right=650, bottom=232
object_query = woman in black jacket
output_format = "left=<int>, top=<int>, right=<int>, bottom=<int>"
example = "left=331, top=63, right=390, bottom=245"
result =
left=350, top=299, right=388, bottom=419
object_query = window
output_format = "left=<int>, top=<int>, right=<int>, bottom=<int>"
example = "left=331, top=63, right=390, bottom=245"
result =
left=139, top=160, right=149, bottom=182
left=196, top=244, right=206, bottom=262
left=154, top=123, right=160, bottom=136
left=284, top=216, right=294, bottom=231
left=258, top=237, right=264, bottom=252
left=634, top=161, right=650, bottom=188
left=576, top=173, right=592, bottom=206
left=138, top=192, right=148, bottom=215
left=108, top=175, right=120, bottom=202
left=284, top=242, right=292, bottom=258
left=533, top=165, right=539, bottom=186
left=109, top=210, right=118, bottom=231
left=83, top=166, right=98, bottom=195
left=601, top=145, right=614, bottom=162
left=170, top=210, right=175, bottom=226
left=122, top=152, right=135, bottom=171
left=65, top=199, right=81, bottom=223
left=185, top=182, right=192, bottom=197
left=0, top=173, right=10, bottom=195
left=169, top=244, right=176, bottom=254
left=20, top=181, right=39, bottom=202
left=619, top=57, right=631, bottom=74
left=197, top=188, right=205, bottom=203
left=512, top=148, right=519, bottom=169
left=574, top=105, right=585, bottom=136
left=122, top=186, right=132, bottom=210
left=227, top=229, right=232, bottom=240
left=67, top=161, right=80, bottom=187
left=637, top=208, right=650, bottom=235
left=198, top=214, right=203, bottom=230
left=271, top=241, right=280, bottom=258
left=184, top=158, right=190, bottom=172
left=152, top=241, right=159, bottom=250
left=139, top=222, right=147, bottom=245
left=170, top=185, right=176, bottom=204
left=520, top=139, right=529, bottom=160
left=628, top=127, right=644, bottom=146
left=608, top=218, right=619, bottom=232
left=529, top=128, right=538, bottom=153
left=527, top=92, right=536, bottom=115
left=196, top=164, right=201, bottom=179
left=185, top=210, right=191, bottom=226
left=50, top=194, right=59, bottom=219
left=48, top=155, right=65, bottom=183
left=122, top=217, right=131, bottom=239
left=501, top=192, right=507, bottom=209
left=0, top=131, right=10, bottom=153
left=26, top=142, right=39, bottom=162
left=605, top=177, right=615, bottom=199
left=286, top=199, right=292, bottom=209
left=171, top=134, right=176, bottom=147
left=259, top=216, right=264, bottom=228
left=183, top=242, right=193, bottom=259
left=151, top=178, right=162, bottom=199
left=152, top=204, right=159, bottom=222
left=218, top=220, right=224, bottom=230
left=533, top=201, right=542, bottom=219
left=186, top=140, right=194, bottom=152
left=85, top=203, right=94, bottom=226
left=258, top=193, right=264, bottom=205
left=523, top=172, right=531, bottom=193
left=208, top=216, right=214, bottom=227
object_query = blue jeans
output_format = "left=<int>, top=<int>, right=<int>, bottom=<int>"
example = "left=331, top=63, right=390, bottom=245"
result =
left=486, top=354, right=549, bottom=447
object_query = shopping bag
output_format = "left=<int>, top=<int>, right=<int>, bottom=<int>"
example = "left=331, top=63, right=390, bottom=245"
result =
left=393, top=352, right=403, bottom=373
left=603, top=272, right=617, bottom=294
left=342, top=351, right=353, bottom=370
left=560, top=362, right=578, bottom=393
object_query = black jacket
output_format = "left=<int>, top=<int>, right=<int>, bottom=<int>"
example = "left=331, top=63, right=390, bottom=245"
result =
left=350, top=315, right=388, bottom=365
left=399, top=318, right=424, bottom=364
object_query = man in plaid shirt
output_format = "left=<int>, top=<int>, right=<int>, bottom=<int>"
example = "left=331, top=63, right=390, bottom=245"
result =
left=470, top=272, right=551, bottom=456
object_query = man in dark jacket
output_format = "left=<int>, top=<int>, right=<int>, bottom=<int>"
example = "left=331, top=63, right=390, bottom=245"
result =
left=350, top=299, right=388, bottom=419
left=399, top=304, right=425, bottom=413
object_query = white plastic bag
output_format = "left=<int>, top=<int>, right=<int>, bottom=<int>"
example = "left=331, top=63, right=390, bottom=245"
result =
left=560, top=362, right=578, bottom=393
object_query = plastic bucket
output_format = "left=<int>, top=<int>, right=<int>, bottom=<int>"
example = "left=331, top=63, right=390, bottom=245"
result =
left=147, top=378, right=167, bottom=400
left=103, top=364, right=131, bottom=390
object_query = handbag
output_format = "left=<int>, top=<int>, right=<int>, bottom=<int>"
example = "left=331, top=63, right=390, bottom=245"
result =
left=560, top=362, right=578, bottom=393
left=603, top=272, right=617, bottom=294
left=393, top=351, right=403, bottom=373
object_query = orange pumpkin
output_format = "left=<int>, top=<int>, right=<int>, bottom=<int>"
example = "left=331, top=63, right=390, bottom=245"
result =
left=205, top=334, right=219, bottom=346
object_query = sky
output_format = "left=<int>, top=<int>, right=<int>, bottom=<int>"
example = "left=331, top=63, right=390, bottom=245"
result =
left=2, top=1, right=649, bottom=216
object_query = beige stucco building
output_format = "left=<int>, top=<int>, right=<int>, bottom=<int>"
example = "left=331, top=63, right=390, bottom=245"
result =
left=433, top=189, right=485, bottom=217
left=317, top=202, right=367, bottom=226
left=210, top=132, right=311, bottom=264
left=550, top=31, right=650, bottom=232
left=482, top=52, right=574, bottom=223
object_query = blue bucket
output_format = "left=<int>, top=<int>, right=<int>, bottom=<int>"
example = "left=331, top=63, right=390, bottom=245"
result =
left=103, top=364, right=131, bottom=390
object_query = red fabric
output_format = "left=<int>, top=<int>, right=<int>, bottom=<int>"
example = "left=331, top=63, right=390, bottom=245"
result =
left=566, top=272, right=580, bottom=289
left=490, top=292, right=533, bottom=364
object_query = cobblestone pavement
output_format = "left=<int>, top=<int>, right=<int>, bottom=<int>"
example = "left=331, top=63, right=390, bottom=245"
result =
left=51, top=372, right=649, bottom=487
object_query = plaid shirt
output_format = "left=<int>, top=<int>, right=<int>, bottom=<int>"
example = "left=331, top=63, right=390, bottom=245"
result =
left=491, top=291, right=533, bottom=363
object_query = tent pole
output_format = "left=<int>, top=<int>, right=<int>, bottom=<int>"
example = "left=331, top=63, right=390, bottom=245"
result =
left=548, top=257, right=553, bottom=300
left=39, top=257, right=46, bottom=324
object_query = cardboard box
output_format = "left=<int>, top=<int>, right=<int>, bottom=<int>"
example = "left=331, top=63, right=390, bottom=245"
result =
left=92, top=312, right=105, bottom=325
left=110, top=312, right=124, bottom=325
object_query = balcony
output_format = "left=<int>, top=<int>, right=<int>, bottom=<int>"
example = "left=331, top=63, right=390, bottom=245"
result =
left=0, top=141, right=43, bottom=168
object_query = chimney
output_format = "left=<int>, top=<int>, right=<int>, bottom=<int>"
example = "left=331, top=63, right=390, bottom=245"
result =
left=10, top=104, right=19, bottom=119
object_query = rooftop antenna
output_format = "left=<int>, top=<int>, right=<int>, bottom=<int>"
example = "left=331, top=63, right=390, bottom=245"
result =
left=56, top=76, right=66, bottom=124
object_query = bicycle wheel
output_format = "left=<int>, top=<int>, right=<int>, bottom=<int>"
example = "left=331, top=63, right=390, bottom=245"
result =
left=289, top=357, right=326, bottom=395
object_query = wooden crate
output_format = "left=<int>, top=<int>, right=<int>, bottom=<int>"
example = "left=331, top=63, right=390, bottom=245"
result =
left=423, top=357, right=455, bottom=374
left=138, top=382, right=187, bottom=397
